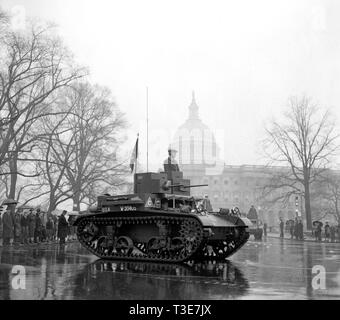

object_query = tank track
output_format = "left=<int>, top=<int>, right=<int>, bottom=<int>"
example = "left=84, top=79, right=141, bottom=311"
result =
left=76, top=214, right=250, bottom=263
left=197, top=228, right=249, bottom=260
left=76, top=214, right=205, bottom=263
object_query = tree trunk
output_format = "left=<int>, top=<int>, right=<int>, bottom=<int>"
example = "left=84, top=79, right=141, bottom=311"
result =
left=48, top=191, right=57, bottom=215
left=9, top=155, right=17, bottom=200
left=73, top=187, right=81, bottom=211
left=304, top=182, right=312, bottom=230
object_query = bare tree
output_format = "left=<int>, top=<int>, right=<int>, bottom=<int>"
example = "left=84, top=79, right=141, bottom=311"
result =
left=0, top=8, right=8, bottom=32
left=0, top=19, right=85, bottom=199
left=60, top=83, right=128, bottom=211
left=0, top=165, right=9, bottom=199
left=34, top=107, right=79, bottom=214
left=311, top=169, right=340, bottom=223
left=262, top=96, right=339, bottom=229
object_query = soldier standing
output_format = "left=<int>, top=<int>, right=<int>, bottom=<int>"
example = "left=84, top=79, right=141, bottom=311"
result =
left=294, top=217, right=299, bottom=240
left=13, top=210, right=22, bottom=245
left=46, top=216, right=54, bottom=242
left=289, top=220, right=295, bottom=239
left=330, top=225, right=335, bottom=243
left=34, top=210, right=43, bottom=243
left=279, top=217, right=284, bottom=238
left=297, top=219, right=304, bottom=240
left=2, top=199, right=17, bottom=245
left=20, top=211, right=29, bottom=244
left=58, top=210, right=69, bottom=245
left=263, top=222, right=267, bottom=237
left=28, top=209, right=35, bottom=244
left=0, top=206, right=3, bottom=246
left=324, top=222, right=330, bottom=242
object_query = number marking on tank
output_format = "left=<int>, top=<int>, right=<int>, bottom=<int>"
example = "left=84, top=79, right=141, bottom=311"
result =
left=120, top=206, right=137, bottom=211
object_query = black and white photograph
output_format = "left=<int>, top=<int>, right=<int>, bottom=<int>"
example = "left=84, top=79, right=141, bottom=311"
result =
left=0, top=0, right=340, bottom=307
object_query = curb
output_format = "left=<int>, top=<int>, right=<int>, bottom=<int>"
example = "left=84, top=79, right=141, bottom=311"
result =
left=267, top=234, right=340, bottom=243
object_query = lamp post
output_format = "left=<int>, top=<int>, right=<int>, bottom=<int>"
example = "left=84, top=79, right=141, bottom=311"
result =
left=295, top=195, right=301, bottom=218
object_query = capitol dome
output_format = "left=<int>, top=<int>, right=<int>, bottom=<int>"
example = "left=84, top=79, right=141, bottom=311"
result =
left=171, top=92, right=220, bottom=168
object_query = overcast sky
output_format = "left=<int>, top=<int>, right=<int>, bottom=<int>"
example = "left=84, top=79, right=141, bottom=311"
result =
left=2, top=0, right=340, bottom=170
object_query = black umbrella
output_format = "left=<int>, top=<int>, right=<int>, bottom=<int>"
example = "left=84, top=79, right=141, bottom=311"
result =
left=313, top=221, right=323, bottom=227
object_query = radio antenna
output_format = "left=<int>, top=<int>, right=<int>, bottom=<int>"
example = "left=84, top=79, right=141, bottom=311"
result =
left=146, top=86, right=149, bottom=172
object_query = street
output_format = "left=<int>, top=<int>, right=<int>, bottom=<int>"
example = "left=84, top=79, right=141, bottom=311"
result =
left=0, top=237, right=339, bottom=300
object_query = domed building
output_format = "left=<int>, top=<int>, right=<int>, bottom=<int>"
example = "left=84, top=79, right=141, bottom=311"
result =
left=171, top=92, right=222, bottom=178
left=170, top=93, right=303, bottom=229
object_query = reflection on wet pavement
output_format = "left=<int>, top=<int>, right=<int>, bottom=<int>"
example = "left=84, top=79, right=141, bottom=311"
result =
left=234, top=239, right=340, bottom=299
left=75, top=260, right=249, bottom=300
left=0, top=238, right=340, bottom=299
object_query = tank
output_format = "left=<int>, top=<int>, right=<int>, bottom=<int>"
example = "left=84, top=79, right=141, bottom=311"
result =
left=74, top=163, right=251, bottom=263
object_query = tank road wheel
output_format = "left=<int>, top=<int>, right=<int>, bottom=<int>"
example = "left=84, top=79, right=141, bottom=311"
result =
left=134, top=241, right=148, bottom=254
left=178, top=219, right=203, bottom=256
left=170, top=237, right=185, bottom=255
left=146, top=237, right=158, bottom=253
left=147, top=237, right=166, bottom=253
left=97, top=236, right=114, bottom=256
left=147, top=237, right=173, bottom=260
left=78, top=221, right=99, bottom=242
left=116, top=236, right=133, bottom=256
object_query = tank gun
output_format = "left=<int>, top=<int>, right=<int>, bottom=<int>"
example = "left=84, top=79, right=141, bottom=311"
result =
left=165, top=183, right=208, bottom=189
left=161, top=182, right=208, bottom=192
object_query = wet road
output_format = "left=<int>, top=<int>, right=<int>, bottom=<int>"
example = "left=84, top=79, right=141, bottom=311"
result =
left=0, top=237, right=339, bottom=300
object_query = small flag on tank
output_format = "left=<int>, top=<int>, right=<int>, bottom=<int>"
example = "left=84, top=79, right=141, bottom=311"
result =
left=130, top=134, right=139, bottom=173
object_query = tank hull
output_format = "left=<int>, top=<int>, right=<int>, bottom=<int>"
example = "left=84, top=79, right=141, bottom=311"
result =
left=74, top=209, right=250, bottom=263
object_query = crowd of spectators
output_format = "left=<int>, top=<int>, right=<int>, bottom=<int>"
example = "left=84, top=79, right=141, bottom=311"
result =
left=280, top=217, right=340, bottom=242
left=0, top=199, right=77, bottom=247
left=312, top=221, right=340, bottom=242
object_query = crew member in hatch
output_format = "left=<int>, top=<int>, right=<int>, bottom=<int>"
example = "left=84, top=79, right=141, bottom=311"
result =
left=163, top=146, right=180, bottom=173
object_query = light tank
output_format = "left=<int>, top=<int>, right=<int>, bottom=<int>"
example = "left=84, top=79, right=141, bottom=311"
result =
left=74, top=160, right=251, bottom=263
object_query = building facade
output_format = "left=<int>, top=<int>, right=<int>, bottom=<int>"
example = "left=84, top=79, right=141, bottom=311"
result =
left=171, top=93, right=299, bottom=227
